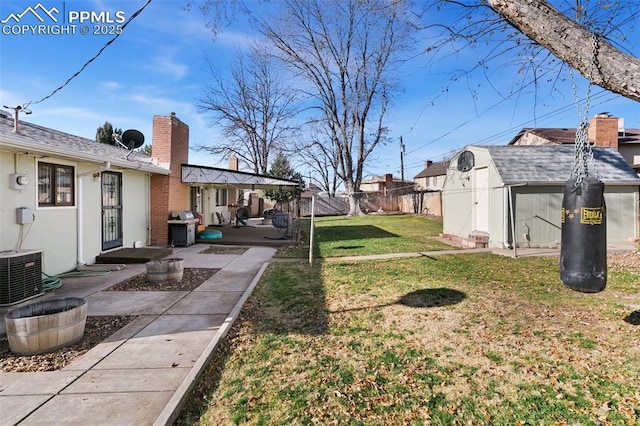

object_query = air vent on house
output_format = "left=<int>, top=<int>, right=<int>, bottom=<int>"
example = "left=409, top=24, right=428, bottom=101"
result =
left=0, top=249, right=44, bottom=306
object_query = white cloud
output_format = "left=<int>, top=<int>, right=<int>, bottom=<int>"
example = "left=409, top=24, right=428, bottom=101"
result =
left=149, top=54, right=189, bottom=80
left=100, top=80, right=123, bottom=92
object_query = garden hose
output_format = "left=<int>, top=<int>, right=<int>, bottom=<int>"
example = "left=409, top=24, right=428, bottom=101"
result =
left=42, top=274, right=62, bottom=291
left=42, top=269, right=112, bottom=291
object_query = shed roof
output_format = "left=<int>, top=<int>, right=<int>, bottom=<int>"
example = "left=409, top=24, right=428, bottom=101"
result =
left=0, top=113, right=169, bottom=175
left=486, top=145, right=640, bottom=185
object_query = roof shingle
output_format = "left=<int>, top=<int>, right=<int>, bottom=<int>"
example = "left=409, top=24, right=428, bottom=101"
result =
left=0, top=114, right=168, bottom=175
left=486, top=145, right=640, bottom=185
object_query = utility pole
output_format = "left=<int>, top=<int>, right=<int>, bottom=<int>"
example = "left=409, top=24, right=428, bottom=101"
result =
left=399, top=136, right=405, bottom=183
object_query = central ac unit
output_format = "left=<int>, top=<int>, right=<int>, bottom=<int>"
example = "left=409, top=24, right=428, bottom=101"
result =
left=0, top=249, right=44, bottom=307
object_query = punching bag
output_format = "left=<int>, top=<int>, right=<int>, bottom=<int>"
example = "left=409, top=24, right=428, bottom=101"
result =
left=560, top=176, right=607, bottom=293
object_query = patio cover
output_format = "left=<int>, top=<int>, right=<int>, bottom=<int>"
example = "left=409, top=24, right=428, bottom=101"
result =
left=181, top=164, right=300, bottom=190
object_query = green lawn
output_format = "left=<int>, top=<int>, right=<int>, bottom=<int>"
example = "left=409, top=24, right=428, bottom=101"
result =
left=177, top=215, right=640, bottom=425
left=278, top=214, right=454, bottom=258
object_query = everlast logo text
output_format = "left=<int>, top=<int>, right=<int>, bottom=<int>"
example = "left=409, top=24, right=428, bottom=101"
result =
left=580, top=207, right=603, bottom=225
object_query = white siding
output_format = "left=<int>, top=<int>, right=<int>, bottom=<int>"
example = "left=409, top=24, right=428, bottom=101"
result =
left=512, top=187, right=563, bottom=248
left=443, top=147, right=499, bottom=241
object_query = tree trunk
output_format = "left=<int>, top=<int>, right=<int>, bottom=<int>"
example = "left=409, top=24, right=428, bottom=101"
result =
left=487, top=0, right=640, bottom=102
left=344, top=181, right=366, bottom=216
left=347, top=193, right=366, bottom=216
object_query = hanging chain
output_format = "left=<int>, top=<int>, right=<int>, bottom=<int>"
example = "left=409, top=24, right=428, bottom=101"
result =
left=569, top=32, right=601, bottom=184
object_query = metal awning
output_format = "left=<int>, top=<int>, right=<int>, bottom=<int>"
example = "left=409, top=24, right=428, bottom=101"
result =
left=181, top=164, right=299, bottom=190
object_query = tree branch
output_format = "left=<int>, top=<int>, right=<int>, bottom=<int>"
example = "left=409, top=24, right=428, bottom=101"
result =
left=487, top=0, right=640, bottom=102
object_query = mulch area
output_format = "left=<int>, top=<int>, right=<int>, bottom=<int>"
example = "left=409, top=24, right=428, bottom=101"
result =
left=1, top=316, right=136, bottom=372
left=198, top=246, right=248, bottom=255
left=106, top=268, right=218, bottom=292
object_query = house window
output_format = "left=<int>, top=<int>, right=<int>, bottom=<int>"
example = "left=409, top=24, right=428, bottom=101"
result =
left=215, top=188, right=228, bottom=206
left=38, top=162, right=74, bottom=206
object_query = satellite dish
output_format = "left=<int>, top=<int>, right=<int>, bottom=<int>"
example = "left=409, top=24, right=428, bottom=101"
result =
left=121, top=129, right=145, bottom=150
left=457, top=150, right=475, bottom=172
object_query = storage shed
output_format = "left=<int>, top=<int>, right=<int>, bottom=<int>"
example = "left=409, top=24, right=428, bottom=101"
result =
left=442, top=145, right=640, bottom=249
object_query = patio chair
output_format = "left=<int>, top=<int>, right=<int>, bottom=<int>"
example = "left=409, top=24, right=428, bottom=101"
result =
left=265, top=211, right=290, bottom=240
left=214, top=212, right=227, bottom=226
left=234, top=206, right=250, bottom=228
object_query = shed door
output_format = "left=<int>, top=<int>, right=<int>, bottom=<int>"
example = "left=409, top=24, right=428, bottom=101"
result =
left=102, top=171, right=123, bottom=250
left=473, top=167, right=489, bottom=233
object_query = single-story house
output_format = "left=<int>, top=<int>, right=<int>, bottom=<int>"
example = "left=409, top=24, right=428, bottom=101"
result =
left=442, top=145, right=640, bottom=249
left=1, top=110, right=300, bottom=283
left=0, top=110, right=169, bottom=277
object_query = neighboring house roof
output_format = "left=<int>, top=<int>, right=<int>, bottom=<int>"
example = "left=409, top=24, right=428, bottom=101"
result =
left=486, top=145, right=640, bottom=185
left=620, top=128, right=640, bottom=145
left=508, top=127, right=640, bottom=145
left=0, top=113, right=169, bottom=175
left=414, top=161, right=449, bottom=179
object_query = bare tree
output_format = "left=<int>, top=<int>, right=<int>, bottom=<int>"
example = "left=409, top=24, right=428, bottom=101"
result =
left=188, top=0, right=639, bottom=102
left=258, top=0, right=415, bottom=215
left=196, top=43, right=298, bottom=173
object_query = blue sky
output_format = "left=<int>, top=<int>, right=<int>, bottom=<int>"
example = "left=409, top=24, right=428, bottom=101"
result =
left=1, top=0, right=638, bottom=182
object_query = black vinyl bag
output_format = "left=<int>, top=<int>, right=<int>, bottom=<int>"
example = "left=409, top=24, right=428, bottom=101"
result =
left=559, top=176, right=607, bottom=293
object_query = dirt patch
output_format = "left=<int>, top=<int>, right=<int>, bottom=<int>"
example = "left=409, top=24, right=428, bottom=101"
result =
left=106, top=268, right=217, bottom=291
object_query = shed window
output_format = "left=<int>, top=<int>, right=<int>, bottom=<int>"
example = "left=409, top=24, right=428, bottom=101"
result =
left=38, top=162, right=75, bottom=206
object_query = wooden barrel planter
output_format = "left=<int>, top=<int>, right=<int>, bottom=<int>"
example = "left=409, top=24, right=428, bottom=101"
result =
left=145, top=258, right=184, bottom=284
left=4, top=297, right=87, bottom=356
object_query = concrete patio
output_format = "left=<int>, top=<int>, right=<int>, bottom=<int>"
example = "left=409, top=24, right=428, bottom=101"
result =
left=1, top=244, right=276, bottom=425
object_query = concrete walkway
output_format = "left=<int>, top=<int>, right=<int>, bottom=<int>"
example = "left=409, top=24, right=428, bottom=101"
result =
left=1, top=244, right=276, bottom=426
left=319, top=242, right=637, bottom=263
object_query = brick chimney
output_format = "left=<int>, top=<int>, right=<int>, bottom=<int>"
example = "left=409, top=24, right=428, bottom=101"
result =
left=229, top=156, right=239, bottom=171
left=588, top=113, right=619, bottom=150
left=425, top=160, right=433, bottom=168
left=150, top=112, right=190, bottom=246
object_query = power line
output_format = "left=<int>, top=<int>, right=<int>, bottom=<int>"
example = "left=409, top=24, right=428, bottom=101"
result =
left=402, top=89, right=618, bottom=170
left=24, top=0, right=153, bottom=108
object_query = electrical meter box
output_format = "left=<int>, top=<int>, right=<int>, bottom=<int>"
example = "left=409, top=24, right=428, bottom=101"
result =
left=16, top=207, right=33, bottom=224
